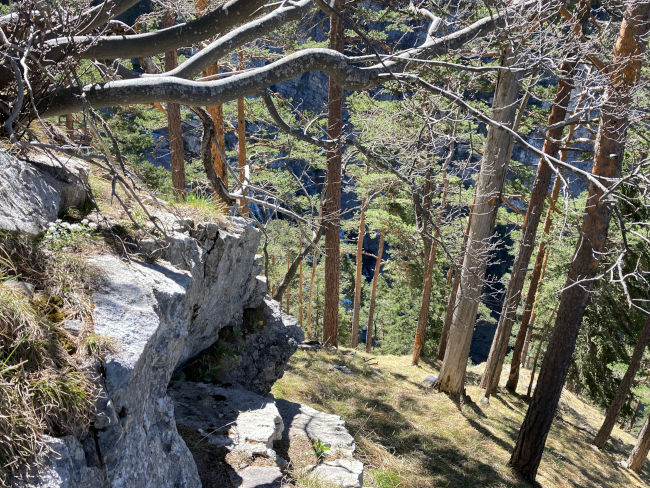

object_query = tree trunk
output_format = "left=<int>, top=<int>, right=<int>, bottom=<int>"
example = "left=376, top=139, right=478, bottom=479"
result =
left=163, top=11, right=186, bottom=199
left=273, top=225, right=324, bottom=303
left=593, top=315, right=650, bottom=448
left=520, top=324, right=533, bottom=368
left=286, top=248, right=291, bottom=314
left=506, top=60, right=592, bottom=391
left=366, top=231, right=384, bottom=353
left=510, top=4, right=650, bottom=481
left=413, top=139, right=453, bottom=365
left=65, top=114, right=74, bottom=138
left=627, top=415, right=650, bottom=472
left=481, top=55, right=579, bottom=396
left=437, top=53, right=521, bottom=395
left=237, top=51, right=248, bottom=216
left=629, top=399, right=642, bottom=430
left=195, top=0, right=227, bottom=195
left=437, top=197, right=474, bottom=361
left=306, top=249, right=319, bottom=341
left=298, top=260, right=303, bottom=327
left=351, top=199, right=367, bottom=348
left=322, top=4, right=344, bottom=347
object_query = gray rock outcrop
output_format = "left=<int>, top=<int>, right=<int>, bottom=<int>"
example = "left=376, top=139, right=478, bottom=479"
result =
left=171, top=384, right=364, bottom=488
left=0, top=150, right=89, bottom=235
left=20, top=218, right=302, bottom=488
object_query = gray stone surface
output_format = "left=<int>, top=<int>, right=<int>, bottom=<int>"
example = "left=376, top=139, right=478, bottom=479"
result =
left=170, top=382, right=284, bottom=452
left=305, top=459, right=364, bottom=488
left=0, top=150, right=88, bottom=234
left=422, top=374, right=438, bottom=388
left=276, top=399, right=356, bottom=458
left=234, top=466, right=283, bottom=488
left=12, top=436, right=106, bottom=488
left=214, top=298, right=304, bottom=395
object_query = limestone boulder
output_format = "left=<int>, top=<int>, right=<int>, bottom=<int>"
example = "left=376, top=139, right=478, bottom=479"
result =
left=0, top=150, right=89, bottom=234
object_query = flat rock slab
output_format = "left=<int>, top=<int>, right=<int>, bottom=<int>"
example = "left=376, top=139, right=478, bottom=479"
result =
left=170, top=382, right=283, bottom=451
left=232, top=466, right=283, bottom=488
left=276, top=399, right=355, bottom=458
left=305, top=459, right=364, bottom=488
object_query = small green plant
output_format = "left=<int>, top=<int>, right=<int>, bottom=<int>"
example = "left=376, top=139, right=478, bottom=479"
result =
left=310, top=439, right=330, bottom=460
left=43, top=219, right=98, bottom=250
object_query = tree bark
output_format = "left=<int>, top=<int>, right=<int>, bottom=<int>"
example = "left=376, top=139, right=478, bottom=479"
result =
left=506, top=64, right=591, bottom=391
left=510, top=3, right=650, bottom=481
left=237, top=51, right=248, bottom=216
left=163, top=11, right=186, bottom=199
left=273, top=224, right=324, bottom=302
left=593, top=314, right=650, bottom=448
left=299, top=260, right=303, bottom=327
left=366, top=231, right=384, bottom=354
left=629, top=399, right=642, bottom=430
left=286, top=248, right=291, bottom=314
left=413, top=139, right=453, bottom=365
left=437, top=197, right=474, bottom=361
left=437, top=53, right=521, bottom=395
left=351, top=199, right=367, bottom=348
left=306, top=249, right=319, bottom=341
left=42, top=1, right=542, bottom=118
left=481, top=53, right=579, bottom=396
left=322, top=4, right=344, bottom=347
left=627, top=415, right=650, bottom=472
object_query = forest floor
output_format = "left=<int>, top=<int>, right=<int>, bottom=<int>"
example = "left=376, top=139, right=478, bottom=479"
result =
left=272, top=348, right=650, bottom=488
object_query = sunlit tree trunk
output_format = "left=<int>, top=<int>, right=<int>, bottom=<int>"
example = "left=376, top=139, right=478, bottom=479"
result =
left=322, top=3, right=345, bottom=347
left=413, top=139, right=453, bottom=365
left=627, top=415, right=650, bottom=472
left=298, top=260, right=304, bottom=327
left=351, top=199, right=367, bottom=348
left=593, top=315, right=650, bottom=448
left=306, top=249, right=319, bottom=341
left=437, top=53, right=521, bottom=395
left=366, top=231, right=384, bottom=353
left=65, top=114, right=74, bottom=138
left=481, top=53, right=580, bottom=396
left=237, top=51, right=248, bottom=216
left=510, top=4, right=650, bottom=480
left=163, top=11, right=185, bottom=199
left=195, top=0, right=227, bottom=195
left=286, top=248, right=291, bottom=314
left=437, top=197, right=474, bottom=361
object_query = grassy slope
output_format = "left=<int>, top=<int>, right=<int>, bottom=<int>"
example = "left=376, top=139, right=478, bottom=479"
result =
left=272, top=349, right=650, bottom=488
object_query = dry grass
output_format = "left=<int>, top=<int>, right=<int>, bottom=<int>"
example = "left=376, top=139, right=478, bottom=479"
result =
left=272, top=349, right=650, bottom=488
left=0, top=234, right=98, bottom=486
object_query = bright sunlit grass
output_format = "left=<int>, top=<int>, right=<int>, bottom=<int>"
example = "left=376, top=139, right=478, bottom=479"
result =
left=272, top=348, right=650, bottom=488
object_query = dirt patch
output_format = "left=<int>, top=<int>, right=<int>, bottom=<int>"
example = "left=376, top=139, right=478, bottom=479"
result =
left=177, top=425, right=234, bottom=488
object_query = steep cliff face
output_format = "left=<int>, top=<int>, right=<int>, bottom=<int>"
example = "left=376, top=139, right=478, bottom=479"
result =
left=2, top=150, right=363, bottom=488
left=14, top=218, right=303, bottom=488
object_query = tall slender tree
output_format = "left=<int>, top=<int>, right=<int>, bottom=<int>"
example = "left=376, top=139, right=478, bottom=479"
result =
left=592, top=314, right=650, bottom=448
left=322, top=3, right=345, bottom=347
left=626, top=414, right=650, bottom=472
left=510, top=2, right=650, bottom=480
left=163, top=10, right=186, bottom=199
left=351, top=197, right=367, bottom=348
left=480, top=18, right=585, bottom=395
left=366, top=231, right=385, bottom=353
left=412, top=137, right=453, bottom=365
left=194, top=0, right=227, bottom=193
left=437, top=52, right=521, bottom=395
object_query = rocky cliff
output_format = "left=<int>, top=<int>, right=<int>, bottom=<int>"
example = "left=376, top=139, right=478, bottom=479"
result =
left=1, top=151, right=363, bottom=488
